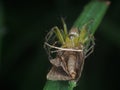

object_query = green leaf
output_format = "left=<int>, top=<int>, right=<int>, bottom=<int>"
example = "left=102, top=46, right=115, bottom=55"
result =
left=73, top=1, right=110, bottom=35
left=43, top=81, right=76, bottom=90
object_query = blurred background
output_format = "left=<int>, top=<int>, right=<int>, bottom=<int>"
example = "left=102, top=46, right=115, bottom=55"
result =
left=0, top=0, right=120, bottom=90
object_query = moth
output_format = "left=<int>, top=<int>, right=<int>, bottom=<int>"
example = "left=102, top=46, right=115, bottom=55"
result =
left=44, top=19, right=95, bottom=82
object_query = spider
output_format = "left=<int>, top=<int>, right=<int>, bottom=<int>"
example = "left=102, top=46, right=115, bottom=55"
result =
left=44, top=18, right=95, bottom=60
left=44, top=18, right=95, bottom=81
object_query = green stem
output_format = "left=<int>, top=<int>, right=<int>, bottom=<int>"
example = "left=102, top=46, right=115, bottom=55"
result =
left=43, top=81, right=76, bottom=90
left=43, top=1, right=110, bottom=90
left=73, top=1, right=110, bottom=35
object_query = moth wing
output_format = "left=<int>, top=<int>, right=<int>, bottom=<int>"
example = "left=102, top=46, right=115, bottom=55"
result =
left=50, top=58, right=61, bottom=67
left=47, top=66, right=72, bottom=80
left=50, top=56, right=69, bottom=75
left=60, top=59, right=70, bottom=75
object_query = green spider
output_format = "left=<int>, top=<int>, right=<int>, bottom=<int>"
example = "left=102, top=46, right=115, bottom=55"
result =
left=44, top=18, right=94, bottom=59
left=44, top=18, right=95, bottom=81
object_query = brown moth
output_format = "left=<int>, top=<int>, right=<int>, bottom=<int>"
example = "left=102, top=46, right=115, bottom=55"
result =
left=47, top=50, right=85, bottom=81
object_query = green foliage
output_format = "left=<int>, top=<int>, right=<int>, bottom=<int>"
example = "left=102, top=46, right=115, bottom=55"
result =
left=73, top=1, right=110, bottom=35
left=43, top=81, right=76, bottom=90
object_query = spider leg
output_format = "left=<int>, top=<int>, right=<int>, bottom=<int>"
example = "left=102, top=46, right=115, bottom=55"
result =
left=84, top=35, right=95, bottom=59
left=61, top=18, right=68, bottom=36
left=44, top=43, right=58, bottom=60
left=44, top=26, right=62, bottom=59
left=45, top=28, right=55, bottom=42
left=44, top=31, right=54, bottom=59
left=52, top=26, right=65, bottom=44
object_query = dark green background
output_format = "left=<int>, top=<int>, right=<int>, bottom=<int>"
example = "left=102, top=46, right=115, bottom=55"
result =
left=1, top=0, right=120, bottom=90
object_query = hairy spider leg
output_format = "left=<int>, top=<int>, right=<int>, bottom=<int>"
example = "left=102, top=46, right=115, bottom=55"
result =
left=84, top=35, right=95, bottom=59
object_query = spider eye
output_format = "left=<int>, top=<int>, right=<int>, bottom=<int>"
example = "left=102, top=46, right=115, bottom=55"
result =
left=69, top=32, right=78, bottom=39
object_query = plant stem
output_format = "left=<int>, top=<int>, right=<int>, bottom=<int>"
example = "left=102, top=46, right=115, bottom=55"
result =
left=73, top=1, right=110, bottom=35
left=43, top=81, right=76, bottom=90
left=43, top=1, right=110, bottom=90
